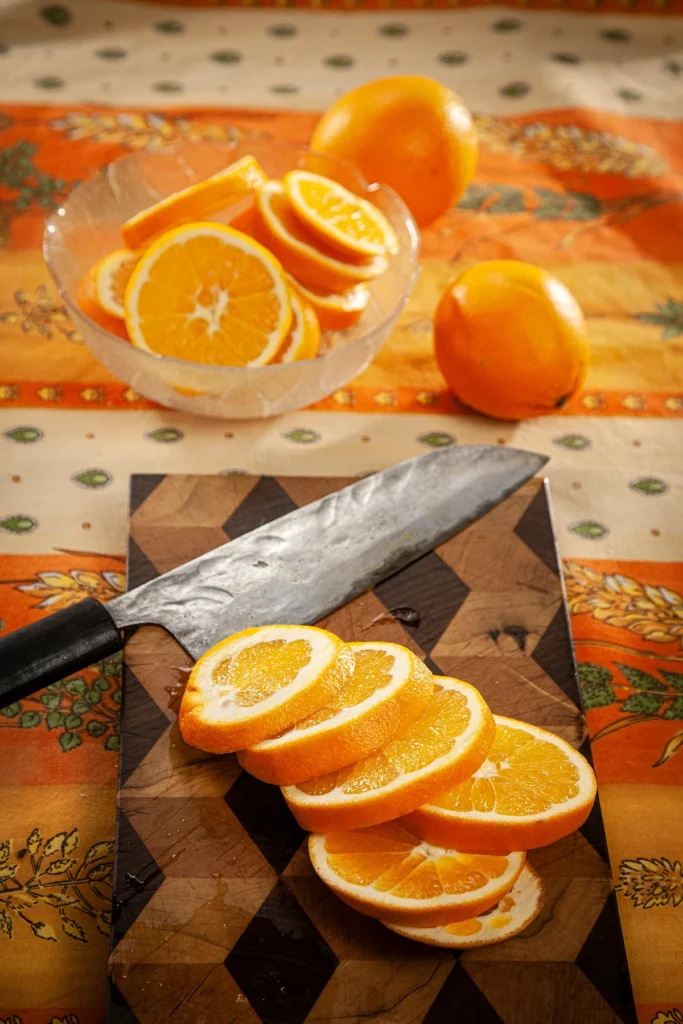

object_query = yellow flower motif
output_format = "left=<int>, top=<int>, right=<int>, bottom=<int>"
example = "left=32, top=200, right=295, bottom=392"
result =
left=79, top=386, right=105, bottom=403
left=0, top=385, right=19, bottom=401
left=332, top=389, right=354, bottom=406
left=652, top=1011, right=683, bottom=1024
left=373, top=390, right=398, bottom=407
left=581, top=393, right=606, bottom=411
left=664, top=397, right=683, bottom=412
left=52, top=112, right=240, bottom=153
left=0, top=286, right=80, bottom=342
left=18, top=569, right=124, bottom=610
left=622, top=394, right=647, bottom=411
left=564, top=561, right=683, bottom=645
left=122, top=386, right=144, bottom=402
left=51, top=1017, right=79, bottom=1024
left=36, top=386, right=62, bottom=402
left=618, top=857, right=683, bottom=909
left=416, top=391, right=439, bottom=407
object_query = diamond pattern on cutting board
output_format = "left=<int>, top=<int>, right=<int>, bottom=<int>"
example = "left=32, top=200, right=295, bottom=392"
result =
left=423, top=963, right=505, bottom=1023
left=576, top=892, right=637, bottom=1024
left=225, top=771, right=307, bottom=875
left=513, top=481, right=561, bottom=577
left=111, top=806, right=165, bottom=952
left=531, top=604, right=581, bottom=705
left=222, top=475, right=298, bottom=539
left=225, top=879, right=339, bottom=1024
left=119, top=665, right=171, bottom=785
left=373, top=551, right=469, bottom=656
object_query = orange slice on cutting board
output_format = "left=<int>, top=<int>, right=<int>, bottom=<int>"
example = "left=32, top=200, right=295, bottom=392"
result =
left=384, top=863, right=544, bottom=947
left=288, top=278, right=370, bottom=332
left=403, top=715, right=597, bottom=853
left=274, top=287, right=320, bottom=364
left=124, top=222, right=291, bottom=366
left=283, top=676, right=495, bottom=831
left=308, top=822, right=525, bottom=927
left=238, top=642, right=434, bottom=786
left=179, top=625, right=354, bottom=753
left=254, top=181, right=388, bottom=294
left=121, top=154, right=268, bottom=251
left=283, top=170, right=399, bottom=259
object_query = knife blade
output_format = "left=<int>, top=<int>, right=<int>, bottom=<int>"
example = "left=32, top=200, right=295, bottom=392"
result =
left=0, top=445, right=547, bottom=706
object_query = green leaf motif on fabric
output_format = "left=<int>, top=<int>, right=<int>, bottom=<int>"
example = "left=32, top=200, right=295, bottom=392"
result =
left=615, top=662, right=667, bottom=691
left=155, top=20, right=184, bottom=33
left=0, top=515, right=37, bottom=533
left=40, top=4, right=71, bottom=26
left=500, top=82, right=531, bottom=98
left=40, top=692, right=62, bottom=711
left=570, top=520, right=608, bottom=540
left=551, top=52, right=581, bottom=64
left=71, top=469, right=112, bottom=488
left=153, top=81, right=184, bottom=94
left=211, top=50, right=242, bottom=64
left=663, top=697, right=683, bottom=721
left=630, top=477, right=668, bottom=495
left=418, top=432, right=455, bottom=448
left=96, top=48, right=127, bottom=60
left=487, top=185, right=527, bottom=214
left=617, top=89, right=642, bottom=103
left=269, top=23, right=298, bottom=37
left=379, top=22, right=408, bottom=36
left=59, top=732, right=82, bottom=752
left=3, top=426, right=43, bottom=443
left=19, top=711, right=41, bottom=728
left=601, top=29, right=631, bottom=43
left=284, top=428, right=319, bottom=444
left=34, top=77, right=65, bottom=90
left=492, top=17, right=522, bottom=31
left=661, top=671, right=683, bottom=693
left=438, top=51, right=468, bottom=65
left=554, top=434, right=591, bottom=450
left=324, top=55, right=354, bottom=68
left=622, top=692, right=665, bottom=715
left=634, top=298, right=683, bottom=339
left=146, top=427, right=183, bottom=442
left=578, top=663, right=616, bottom=709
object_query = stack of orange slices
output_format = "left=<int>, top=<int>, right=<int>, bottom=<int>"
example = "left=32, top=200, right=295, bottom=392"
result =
left=178, top=624, right=596, bottom=947
left=76, top=155, right=400, bottom=368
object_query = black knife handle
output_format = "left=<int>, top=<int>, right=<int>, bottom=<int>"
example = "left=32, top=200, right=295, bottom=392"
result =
left=0, top=598, right=124, bottom=707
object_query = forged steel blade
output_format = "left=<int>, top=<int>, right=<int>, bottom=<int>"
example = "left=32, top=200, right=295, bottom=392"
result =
left=109, top=445, right=547, bottom=658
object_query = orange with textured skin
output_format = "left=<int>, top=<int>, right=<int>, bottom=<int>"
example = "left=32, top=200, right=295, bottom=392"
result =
left=238, top=642, right=434, bottom=785
left=311, top=76, right=477, bottom=228
left=254, top=182, right=388, bottom=294
left=121, top=154, right=267, bottom=250
left=179, top=625, right=355, bottom=754
left=403, top=715, right=597, bottom=853
left=434, top=260, right=589, bottom=420
left=308, top=823, right=525, bottom=927
left=283, top=676, right=495, bottom=831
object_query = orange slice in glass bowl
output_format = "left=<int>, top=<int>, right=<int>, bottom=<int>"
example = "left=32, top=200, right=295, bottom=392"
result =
left=121, top=154, right=268, bottom=251
left=308, top=822, right=525, bottom=927
left=384, top=863, right=544, bottom=946
left=124, top=222, right=292, bottom=366
left=179, top=625, right=355, bottom=754
left=238, top=642, right=434, bottom=786
left=282, top=676, right=495, bottom=831
left=76, top=266, right=130, bottom=340
left=403, top=715, right=597, bottom=853
left=288, top=278, right=370, bottom=332
left=284, top=170, right=399, bottom=259
left=90, top=248, right=138, bottom=319
left=273, top=287, right=320, bottom=364
left=254, top=181, right=388, bottom=294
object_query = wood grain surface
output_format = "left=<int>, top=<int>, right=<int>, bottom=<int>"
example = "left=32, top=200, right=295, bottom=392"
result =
left=108, top=474, right=636, bottom=1024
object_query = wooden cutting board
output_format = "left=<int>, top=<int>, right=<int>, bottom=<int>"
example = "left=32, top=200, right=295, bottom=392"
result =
left=108, top=473, right=636, bottom=1024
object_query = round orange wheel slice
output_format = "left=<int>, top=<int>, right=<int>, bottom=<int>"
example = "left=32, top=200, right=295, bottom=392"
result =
left=282, top=676, right=495, bottom=831
left=90, top=249, right=138, bottom=318
left=403, top=715, right=597, bottom=853
left=288, top=278, right=370, bottom=332
left=273, top=288, right=320, bottom=364
left=238, top=642, right=434, bottom=786
left=179, top=625, right=355, bottom=754
left=255, top=181, right=388, bottom=294
left=121, top=154, right=268, bottom=251
left=124, top=222, right=292, bottom=366
left=384, top=864, right=544, bottom=947
left=284, top=170, right=399, bottom=259
left=308, top=823, right=526, bottom=927
left=76, top=266, right=130, bottom=340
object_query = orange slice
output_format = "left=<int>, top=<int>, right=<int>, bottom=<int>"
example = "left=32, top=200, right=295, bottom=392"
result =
left=274, top=288, right=320, bottom=364
left=255, top=181, right=388, bottom=294
left=283, top=676, right=495, bottom=831
left=385, top=864, right=544, bottom=947
left=76, top=266, right=130, bottom=340
left=238, top=642, right=434, bottom=786
left=288, top=278, right=370, bottom=332
left=179, top=625, right=355, bottom=754
left=403, top=715, right=597, bottom=853
left=90, top=249, right=138, bottom=318
left=124, top=222, right=292, bottom=367
left=121, top=154, right=268, bottom=251
left=308, top=823, right=525, bottom=927
left=284, top=170, right=399, bottom=259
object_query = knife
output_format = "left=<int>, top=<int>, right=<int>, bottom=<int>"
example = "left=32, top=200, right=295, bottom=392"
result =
left=0, top=445, right=547, bottom=707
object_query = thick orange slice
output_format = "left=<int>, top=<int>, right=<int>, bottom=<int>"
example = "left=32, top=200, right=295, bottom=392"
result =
left=404, top=715, right=597, bottom=853
left=255, top=181, right=388, bottom=294
left=308, top=823, right=525, bottom=927
left=76, top=266, right=129, bottom=340
left=121, top=154, right=268, bottom=251
left=288, top=278, right=370, bottom=332
left=124, top=222, right=291, bottom=366
left=283, top=676, right=494, bottom=831
left=238, top=642, right=434, bottom=786
left=90, top=249, right=138, bottom=318
left=284, top=170, right=399, bottom=259
left=385, top=864, right=544, bottom=947
left=274, top=288, right=320, bottom=364
left=179, top=625, right=355, bottom=754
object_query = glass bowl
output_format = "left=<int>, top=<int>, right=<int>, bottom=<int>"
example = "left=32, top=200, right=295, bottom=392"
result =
left=44, top=137, right=419, bottom=419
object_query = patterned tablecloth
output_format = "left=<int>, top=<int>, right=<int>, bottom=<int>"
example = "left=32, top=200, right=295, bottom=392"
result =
left=0, top=2, right=682, bottom=1022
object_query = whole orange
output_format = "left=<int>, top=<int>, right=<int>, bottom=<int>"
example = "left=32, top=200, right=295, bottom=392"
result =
left=434, top=261, right=589, bottom=420
left=311, top=76, right=477, bottom=229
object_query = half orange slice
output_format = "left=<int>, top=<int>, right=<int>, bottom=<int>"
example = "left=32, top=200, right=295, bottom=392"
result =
left=273, top=287, right=320, bottom=364
left=288, top=278, right=370, bottom=332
